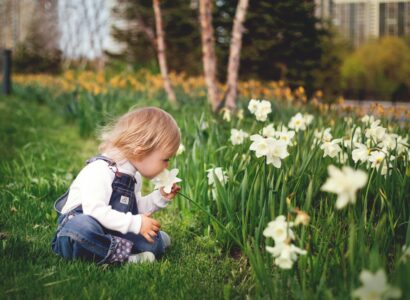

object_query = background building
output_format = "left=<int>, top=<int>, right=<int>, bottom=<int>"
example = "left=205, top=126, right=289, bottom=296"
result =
left=0, top=0, right=121, bottom=61
left=315, top=0, right=410, bottom=47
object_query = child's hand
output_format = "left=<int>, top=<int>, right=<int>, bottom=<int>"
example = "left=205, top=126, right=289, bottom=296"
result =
left=140, top=213, right=161, bottom=243
left=160, top=184, right=181, bottom=200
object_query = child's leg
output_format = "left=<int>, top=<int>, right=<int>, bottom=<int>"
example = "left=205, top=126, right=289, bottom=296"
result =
left=112, top=231, right=169, bottom=259
left=51, top=213, right=133, bottom=264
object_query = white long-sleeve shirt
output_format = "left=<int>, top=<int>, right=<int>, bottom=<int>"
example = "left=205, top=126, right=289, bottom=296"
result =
left=61, top=157, right=169, bottom=235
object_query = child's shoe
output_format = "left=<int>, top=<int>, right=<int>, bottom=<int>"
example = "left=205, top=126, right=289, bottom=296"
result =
left=128, top=251, right=155, bottom=263
left=160, top=231, right=171, bottom=248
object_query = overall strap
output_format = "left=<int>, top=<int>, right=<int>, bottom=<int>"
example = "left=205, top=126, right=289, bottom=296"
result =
left=86, top=155, right=116, bottom=167
left=86, top=155, right=125, bottom=178
left=53, top=189, right=70, bottom=215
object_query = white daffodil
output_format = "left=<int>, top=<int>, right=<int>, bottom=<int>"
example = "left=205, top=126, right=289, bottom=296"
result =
left=396, top=135, right=409, bottom=155
left=288, top=113, right=306, bottom=132
left=368, top=149, right=385, bottom=167
left=378, top=133, right=398, bottom=151
left=352, top=127, right=362, bottom=143
left=303, top=113, right=314, bottom=126
left=276, top=130, right=295, bottom=145
left=266, top=242, right=307, bottom=269
left=263, top=215, right=295, bottom=243
left=248, top=99, right=259, bottom=114
left=365, top=120, right=386, bottom=142
left=151, top=168, right=182, bottom=194
left=352, top=269, right=401, bottom=300
left=235, top=109, right=244, bottom=120
left=200, top=121, right=209, bottom=131
left=206, top=167, right=228, bottom=186
left=368, top=150, right=394, bottom=176
left=248, top=99, right=272, bottom=122
left=221, top=107, right=231, bottom=122
left=320, top=138, right=342, bottom=158
left=344, top=116, right=353, bottom=125
left=250, top=134, right=269, bottom=158
left=321, top=165, right=368, bottom=209
left=361, top=114, right=375, bottom=125
left=262, top=124, right=276, bottom=138
left=342, top=136, right=354, bottom=149
left=176, top=144, right=185, bottom=156
left=230, top=129, right=249, bottom=145
left=255, top=100, right=272, bottom=122
left=265, top=139, right=289, bottom=168
left=352, top=142, right=370, bottom=163
left=314, top=128, right=332, bottom=143
left=378, top=134, right=409, bottom=154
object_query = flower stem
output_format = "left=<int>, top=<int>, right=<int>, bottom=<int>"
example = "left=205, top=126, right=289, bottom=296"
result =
left=363, top=168, right=375, bottom=225
left=178, top=191, right=244, bottom=248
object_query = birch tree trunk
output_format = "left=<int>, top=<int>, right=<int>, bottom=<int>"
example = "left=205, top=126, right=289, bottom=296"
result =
left=199, top=0, right=221, bottom=111
left=153, top=0, right=177, bottom=104
left=225, top=0, right=249, bottom=109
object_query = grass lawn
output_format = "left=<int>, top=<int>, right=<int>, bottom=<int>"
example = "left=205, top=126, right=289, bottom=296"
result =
left=2, top=80, right=409, bottom=299
left=0, top=94, right=249, bottom=299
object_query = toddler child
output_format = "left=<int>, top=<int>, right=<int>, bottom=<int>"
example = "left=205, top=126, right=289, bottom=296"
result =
left=51, top=107, right=181, bottom=264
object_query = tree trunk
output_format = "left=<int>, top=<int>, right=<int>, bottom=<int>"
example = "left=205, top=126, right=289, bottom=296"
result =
left=225, top=0, right=249, bottom=109
left=199, top=0, right=220, bottom=111
left=135, top=13, right=157, bottom=51
left=153, top=0, right=177, bottom=104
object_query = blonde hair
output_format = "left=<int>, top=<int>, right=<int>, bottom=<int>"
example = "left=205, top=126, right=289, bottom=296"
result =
left=99, top=107, right=181, bottom=162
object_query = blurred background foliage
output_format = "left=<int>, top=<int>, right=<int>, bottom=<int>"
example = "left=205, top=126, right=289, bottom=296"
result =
left=4, top=0, right=410, bottom=102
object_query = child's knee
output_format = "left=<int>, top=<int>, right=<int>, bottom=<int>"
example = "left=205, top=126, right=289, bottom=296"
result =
left=151, top=231, right=170, bottom=258
left=52, top=235, right=74, bottom=259
left=53, top=214, right=110, bottom=262
left=159, top=231, right=171, bottom=248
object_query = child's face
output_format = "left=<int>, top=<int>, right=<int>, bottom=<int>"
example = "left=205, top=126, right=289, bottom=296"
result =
left=131, top=149, right=171, bottom=179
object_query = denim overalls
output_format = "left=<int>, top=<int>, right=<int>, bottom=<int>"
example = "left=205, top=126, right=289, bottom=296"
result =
left=51, top=155, right=165, bottom=264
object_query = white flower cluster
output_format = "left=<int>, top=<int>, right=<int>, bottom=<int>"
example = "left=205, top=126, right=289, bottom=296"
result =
left=288, top=112, right=313, bottom=132
left=314, top=127, right=353, bottom=164
left=249, top=134, right=289, bottom=168
left=263, top=215, right=307, bottom=269
left=248, top=99, right=272, bottom=122
left=230, top=129, right=249, bottom=145
left=315, top=115, right=408, bottom=176
left=353, top=117, right=407, bottom=176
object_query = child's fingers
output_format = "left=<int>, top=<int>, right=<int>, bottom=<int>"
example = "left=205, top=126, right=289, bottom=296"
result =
left=172, top=185, right=181, bottom=192
left=152, top=224, right=160, bottom=232
left=144, top=212, right=152, bottom=217
left=143, top=233, right=154, bottom=243
left=151, top=219, right=161, bottom=228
